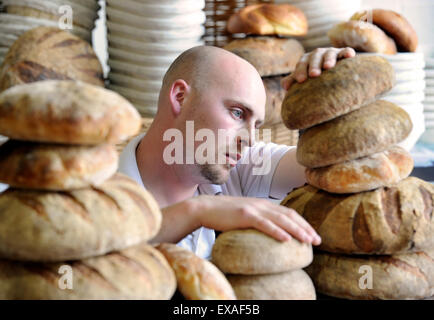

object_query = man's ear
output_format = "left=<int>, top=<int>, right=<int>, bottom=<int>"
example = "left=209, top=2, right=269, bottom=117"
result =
left=169, top=79, right=190, bottom=117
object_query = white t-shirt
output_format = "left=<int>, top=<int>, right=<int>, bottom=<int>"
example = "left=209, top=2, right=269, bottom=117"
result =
left=118, top=133, right=295, bottom=260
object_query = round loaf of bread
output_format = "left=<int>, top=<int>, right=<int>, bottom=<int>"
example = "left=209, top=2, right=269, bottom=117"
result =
left=327, top=21, right=397, bottom=55
left=0, top=80, right=141, bottom=144
left=296, top=100, right=412, bottom=168
left=351, top=9, right=418, bottom=52
left=227, top=4, right=308, bottom=36
left=0, top=244, right=177, bottom=299
left=281, top=55, right=395, bottom=130
left=281, top=177, right=434, bottom=255
left=0, top=26, right=103, bottom=91
left=0, top=140, right=118, bottom=191
left=0, top=173, right=162, bottom=262
left=228, top=269, right=316, bottom=300
left=305, top=146, right=414, bottom=193
left=223, top=37, right=304, bottom=77
left=211, top=229, right=313, bottom=275
left=156, top=243, right=236, bottom=300
left=306, top=249, right=434, bottom=300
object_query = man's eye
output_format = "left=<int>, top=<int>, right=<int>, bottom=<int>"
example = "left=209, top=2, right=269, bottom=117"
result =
left=231, top=108, right=244, bottom=119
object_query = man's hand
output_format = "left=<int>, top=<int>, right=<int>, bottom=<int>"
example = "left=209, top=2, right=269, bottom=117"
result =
left=281, top=47, right=356, bottom=90
left=190, top=195, right=320, bottom=245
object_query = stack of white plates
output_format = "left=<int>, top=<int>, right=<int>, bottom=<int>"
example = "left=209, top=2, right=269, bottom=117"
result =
left=106, top=0, right=206, bottom=116
left=274, top=0, right=361, bottom=51
left=358, top=52, right=426, bottom=151
left=420, top=58, right=434, bottom=144
left=0, top=0, right=99, bottom=65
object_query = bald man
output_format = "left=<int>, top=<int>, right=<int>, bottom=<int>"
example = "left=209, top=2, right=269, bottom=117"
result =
left=119, top=46, right=356, bottom=259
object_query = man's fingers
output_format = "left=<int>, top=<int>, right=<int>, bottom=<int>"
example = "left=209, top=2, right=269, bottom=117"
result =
left=308, top=49, right=325, bottom=77
left=323, top=49, right=339, bottom=69
left=252, top=216, right=292, bottom=242
left=338, top=47, right=356, bottom=59
left=281, top=74, right=295, bottom=90
left=279, top=207, right=321, bottom=243
left=293, top=54, right=309, bottom=83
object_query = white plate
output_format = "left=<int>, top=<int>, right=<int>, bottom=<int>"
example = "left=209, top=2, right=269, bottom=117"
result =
left=391, top=60, right=425, bottom=71
left=107, top=20, right=204, bottom=42
left=419, top=128, right=434, bottom=144
left=398, top=110, right=426, bottom=151
left=108, top=72, right=162, bottom=92
left=106, top=0, right=204, bottom=16
left=425, top=95, right=434, bottom=103
left=106, top=6, right=206, bottom=30
left=397, top=103, right=425, bottom=116
left=0, top=33, right=18, bottom=47
left=302, top=24, right=331, bottom=38
left=425, top=58, right=434, bottom=68
left=301, top=4, right=356, bottom=20
left=108, top=84, right=159, bottom=102
left=425, top=87, right=434, bottom=95
left=307, top=13, right=352, bottom=28
left=300, top=35, right=331, bottom=50
left=395, top=69, right=426, bottom=83
left=425, top=70, right=434, bottom=78
left=389, top=80, right=425, bottom=95
left=108, top=34, right=203, bottom=55
left=289, top=0, right=359, bottom=11
left=424, top=112, right=434, bottom=120
left=358, top=52, right=425, bottom=63
left=426, top=79, right=434, bottom=86
left=108, top=59, right=167, bottom=80
left=108, top=47, right=178, bottom=66
left=382, top=91, right=425, bottom=104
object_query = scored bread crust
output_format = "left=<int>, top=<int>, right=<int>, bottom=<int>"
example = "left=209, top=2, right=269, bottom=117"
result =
left=0, top=80, right=141, bottom=145
left=211, top=229, right=313, bottom=275
left=228, top=269, right=316, bottom=300
left=0, top=173, right=162, bottom=262
left=296, top=100, right=412, bottom=168
left=351, top=9, right=418, bottom=52
left=224, top=37, right=304, bottom=77
left=0, top=244, right=177, bottom=300
left=0, top=26, right=103, bottom=91
left=281, top=55, right=395, bottom=130
left=327, top=20, right=397, bottom=54
left=156, top=243, right=236, bottom=300
left=305, top=146, right=414, bottom=193
left=281, top=177, right=434, bottom=255
left=227, top=4, right=308, bottom=36
left=0, top=140, right=119, bottom=191
left=306, top=249, right=434, bottom=300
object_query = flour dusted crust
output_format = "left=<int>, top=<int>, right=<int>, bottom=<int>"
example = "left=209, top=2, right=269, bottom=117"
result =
left=305, top=146, right=414, bottom=193
left=228, top=269, right=316, bottom=300
left=0, top=80, right=141, bottom=144
left=0, top=173, right=162, bottom=262
left=0, top=244, right=176, bottom=299
left=212, top=229, right=313, bottom=275
left=156, top=243, right=236, bottom=300
left=281, top=177, right=434, bottom=255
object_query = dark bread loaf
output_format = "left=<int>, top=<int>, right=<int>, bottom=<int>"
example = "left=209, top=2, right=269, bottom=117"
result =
left=0, top=140, right=118, bottom=190
left=0, top=173, right=162, bottom=262
left=224, top=37, right=304, bottom=77
left=0, top=80, right=141, bottom=145
left=296, top=100, right=412, bottom=168
left=281, top=177, right=434, bottom=255
left=0, top=244, right=177, bottom=300
left=156, top=243, right=236, bottom=300
left=0, top=26, right=103, bottom=91
left=306, top=249, right=434, bottom=300
left=281, top=55, right=395, bottom=130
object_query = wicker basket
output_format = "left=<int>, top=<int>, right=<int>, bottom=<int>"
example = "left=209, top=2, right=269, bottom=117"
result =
left=204, top=0, right=273, bottom=47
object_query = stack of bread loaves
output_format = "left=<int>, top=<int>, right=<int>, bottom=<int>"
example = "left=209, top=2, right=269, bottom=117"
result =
left=421, top=57, right=434, bottom=144
left=211, top=229, right=316, bottom=300
left=329, top=9, right=425, bottom=150
left=0, top=0, right=100, bottom=65
left=274, top=0, right=361, bottom=51
left=105, top=0, right=205, bottom=116
left=225, top=3, right=307, bottom=145
left=0, top=80, right=179, bottom=299
left=280, top=55, right=434, bottom=299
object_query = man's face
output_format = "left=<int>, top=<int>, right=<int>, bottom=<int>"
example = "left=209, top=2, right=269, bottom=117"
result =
left=183, top=59, right=266, bottom=185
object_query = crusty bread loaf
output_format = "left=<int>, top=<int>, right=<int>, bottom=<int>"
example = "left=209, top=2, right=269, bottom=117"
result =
left=305, top=146, right=414, bottom=193
left=0, top=173, right=162, bottom=262
left=212, top=229, right=313, bottom=275
left=262, top=76, right=286, bottom=126
left=281, top=177, right=434, bottom=255
left=228, top=269, right=316, bottom=300
left=0, top=26, right=103, bottom=91
left=0, top=140, right=118, bottom=191
left=223, top=37, right=304, bottom=77
left=327, top=21, right=397, bottom=55
left=351, top=9, right=418, bottom=52
left=296, top=100, right=412, bottom=168
left=0, top=244, right=177, bottom=300
left=281, top=55, right=395, bottom=130
left=227, top=4, right=308, bottom=36
left=306, top=249, right=434, bottom=300
left=155, top=243, right=236, bottom=300
left=0, top=80, right=141, bottom=145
